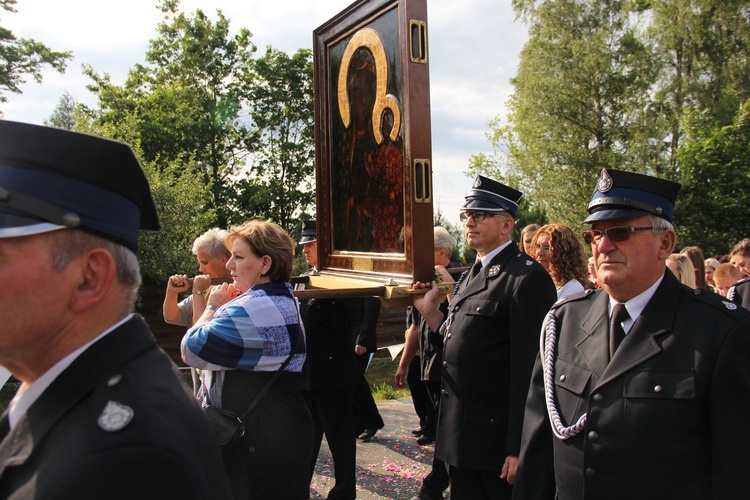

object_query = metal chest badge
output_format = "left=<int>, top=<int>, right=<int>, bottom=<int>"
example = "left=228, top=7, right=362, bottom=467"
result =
left=723, top=301, right=738, bottom=311
left=98, top=400, right=134, bottom=432
left=487, top=265, right=501, bottom=277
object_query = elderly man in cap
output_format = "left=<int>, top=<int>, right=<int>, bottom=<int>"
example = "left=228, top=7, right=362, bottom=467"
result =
left=414, top=176, right=556, bottom=499
left=0, top=121, right=231, bottom=498
left=514, top=169, right=750, bottom=499
left=298, top=220, right=358, bottom=499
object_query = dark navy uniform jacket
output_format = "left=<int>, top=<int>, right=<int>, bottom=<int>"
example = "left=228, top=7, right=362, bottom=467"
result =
left=436, top=241, right=556, bottom=471
left=730, top=276, right=750, bottom=311
left=515, top=271, right=750, bottom=499
left=0, top=316, right=231, bottom=499
left=300, top=297, right=358, bottom=391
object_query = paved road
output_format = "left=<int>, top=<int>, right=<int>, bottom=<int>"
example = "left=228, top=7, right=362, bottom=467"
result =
left=310, top=397, right=451, bottom=499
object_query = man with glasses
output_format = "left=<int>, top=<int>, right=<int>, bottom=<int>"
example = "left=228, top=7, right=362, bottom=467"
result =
left=514, top=168, right=750, bottom=499
left=413, top=175, right=556, bottom=499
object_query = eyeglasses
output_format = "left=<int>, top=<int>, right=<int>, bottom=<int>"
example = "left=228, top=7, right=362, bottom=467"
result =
left=534, top=244, right=552, bottom=252
left=582, top=226, right=654, bottom=245
left=459, top=211, right=507, bottom=223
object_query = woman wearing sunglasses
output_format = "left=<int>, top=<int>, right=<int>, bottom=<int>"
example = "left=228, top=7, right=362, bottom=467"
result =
left=529, top=223, right=590, bottom=301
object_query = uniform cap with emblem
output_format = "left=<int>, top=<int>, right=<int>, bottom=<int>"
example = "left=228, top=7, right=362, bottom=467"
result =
left=0, top=120, right=160, bottom=251
left=584, top=168, right=681, bottom=224
left=462, top=175, right=523, bottom=218
left=299, top=219, right=316, bottom=244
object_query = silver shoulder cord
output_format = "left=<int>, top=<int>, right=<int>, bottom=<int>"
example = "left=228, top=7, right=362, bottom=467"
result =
left=540, top=309, right=587, bottom=440
left=728, top=285, right=736, bottom=302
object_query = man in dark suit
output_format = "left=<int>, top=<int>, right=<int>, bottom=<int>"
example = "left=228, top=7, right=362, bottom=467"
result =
left=414, top=176, right=556, bottom=499
left=298, top=220, right=358, bottom=500
left=353, top=296, right=385, bottom=441
left=514, top=169, right=750, bottom=499
left=396, top=226, right=456, bottom=500
left=0, top=121, right=231, bottom=498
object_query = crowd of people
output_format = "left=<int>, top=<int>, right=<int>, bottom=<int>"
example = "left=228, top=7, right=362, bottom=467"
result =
left=2, top=120, right=750, bottom=500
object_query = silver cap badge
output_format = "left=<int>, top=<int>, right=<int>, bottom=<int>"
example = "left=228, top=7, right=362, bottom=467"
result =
left=597, top=169, right=613, bottom=193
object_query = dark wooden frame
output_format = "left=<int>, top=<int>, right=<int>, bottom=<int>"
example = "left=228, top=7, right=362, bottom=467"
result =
left=313, top=0, right=434, bottom=286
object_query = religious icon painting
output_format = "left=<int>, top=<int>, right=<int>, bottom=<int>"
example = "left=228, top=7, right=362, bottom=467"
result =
left=314, top=0, right=434, bottom=285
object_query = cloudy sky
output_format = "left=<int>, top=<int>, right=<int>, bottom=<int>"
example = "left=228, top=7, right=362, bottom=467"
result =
left=2, top=0, right=529, bottom=226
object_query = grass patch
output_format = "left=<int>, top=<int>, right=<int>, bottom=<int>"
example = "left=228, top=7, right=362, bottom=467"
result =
left=365, top=357, right=410, bottom=401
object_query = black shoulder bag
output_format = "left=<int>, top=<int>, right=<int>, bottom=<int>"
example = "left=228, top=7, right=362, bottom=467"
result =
left=203, top=325, right=303, bottom=458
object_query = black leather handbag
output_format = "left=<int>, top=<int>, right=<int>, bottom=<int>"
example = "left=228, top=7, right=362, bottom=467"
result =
left=202, top=404, right=246, bottom=458
left=202, top=325, right=302, bottom=458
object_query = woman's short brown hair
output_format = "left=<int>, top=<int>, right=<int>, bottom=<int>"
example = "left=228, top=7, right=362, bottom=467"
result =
left=225, top=220, right=295, bottom=282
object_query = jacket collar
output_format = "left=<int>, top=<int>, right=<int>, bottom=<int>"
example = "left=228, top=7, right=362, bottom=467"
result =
left=577, top=271, right=681, bottom=388
left=0, top=316, right=155, bottom=473
left=454, top=241, right=520, bottom=303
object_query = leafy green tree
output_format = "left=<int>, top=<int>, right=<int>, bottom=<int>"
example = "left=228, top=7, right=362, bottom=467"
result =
left=505, top=0, right=656, bottom=229
left=645, top=0, right=750, bottom=177
left=477, top=0, right=750, bottom=256
left=44, top=91, right=78, bottom=129
left=83, top=0, right=258, bottom=227
left=138, top=157, right=216, bottom=293
left=233, top=47, right=315, bottom=229
left=0, top=0, right=71, bottom=107
left=674, top=100, right=750, bottom=257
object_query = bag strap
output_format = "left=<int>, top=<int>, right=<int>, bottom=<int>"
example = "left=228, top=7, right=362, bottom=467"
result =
left=237, top=321, right=302, bottom=420
left=202, top=295, right=304, bottom=421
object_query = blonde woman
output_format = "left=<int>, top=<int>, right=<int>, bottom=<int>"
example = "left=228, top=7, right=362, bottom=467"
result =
left=667, top=253, right=697, bottom=288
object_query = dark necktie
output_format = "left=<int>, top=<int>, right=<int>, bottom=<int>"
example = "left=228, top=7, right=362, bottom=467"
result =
left=466, top=260, right=483, bottom=286
left=609, top=303, right=629, bottom=359
left=0, top=413, right=9, bottom=441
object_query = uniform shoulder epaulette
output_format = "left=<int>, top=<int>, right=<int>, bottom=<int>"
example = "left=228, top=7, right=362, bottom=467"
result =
left=551, top=288, right=597, bottom=309
left=514, top=252, right=538, bottom=268
left=690, top=287, right=748, bottom=318
left=735, top=276, right=750, bottom=286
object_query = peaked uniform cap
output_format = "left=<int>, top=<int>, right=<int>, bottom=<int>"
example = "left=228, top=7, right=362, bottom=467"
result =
left=299, top=219, right=317, bottom=244
left=462, top=175, right=523, bottom=218
left=0, top=120, right=160, bottom=251
left=584, top=168, right=681, bottom=224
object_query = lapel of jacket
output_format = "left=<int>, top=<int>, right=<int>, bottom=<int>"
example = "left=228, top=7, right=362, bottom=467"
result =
left=594, top=272, right=679, bottom=389
left=0, top=316, right=156, bottom=476
left=575, top=290, right=611, bottom=380
left=453, top=242, right=519, bottom=306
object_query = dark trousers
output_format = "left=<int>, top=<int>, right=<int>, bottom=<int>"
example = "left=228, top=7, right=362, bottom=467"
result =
left=420, top=456, right=450, bottom=498
left=353, top=353, right=384, bottom=432
left=407, top=356, right=430, bottom=430
left=302, top=389, right=356, bottom=500
left=423, top=379, right=442, bottom=438
left=419, top=379, right=448, bottom=497
left=448, top=465, right=512, bottom=500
